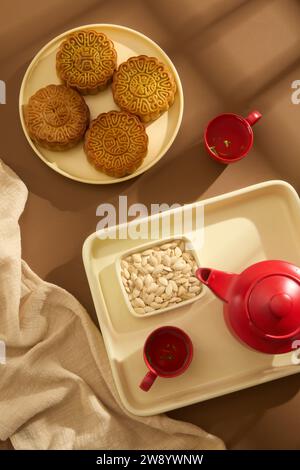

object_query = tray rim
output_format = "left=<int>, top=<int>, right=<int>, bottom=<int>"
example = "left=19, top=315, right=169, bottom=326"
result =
left=19, top=23, right=184, bottom=185
left=82, top=179, right=300, bottom=415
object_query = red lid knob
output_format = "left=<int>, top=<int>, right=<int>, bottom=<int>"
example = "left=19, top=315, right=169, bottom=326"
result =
left=269, top=293, right=292, bottom=318
left=248, top=275, right=300, bottom=339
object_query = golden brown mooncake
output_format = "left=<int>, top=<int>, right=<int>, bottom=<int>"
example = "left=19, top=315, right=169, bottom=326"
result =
left=112, top=55, right=177, bottom=123
left=24, top=84, right=89, bottom=151
left=56, top=29, right=117, bottom=95
left=84, top=111, right=148, bottom=178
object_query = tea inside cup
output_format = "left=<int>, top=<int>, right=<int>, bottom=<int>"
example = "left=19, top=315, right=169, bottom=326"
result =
left=204, top=113, right=253, bottom=163
left=140, top=326, right=193, bottom=391
left=145, top=327, right=192, bottom=375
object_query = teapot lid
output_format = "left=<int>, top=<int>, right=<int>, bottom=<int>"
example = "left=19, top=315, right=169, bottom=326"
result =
left=248, top=274, right=300, bottom=339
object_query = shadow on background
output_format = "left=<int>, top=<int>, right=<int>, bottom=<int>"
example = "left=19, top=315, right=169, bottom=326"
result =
left=133, top=142, right=224, bottom=206
left=169, top=372, right=300, bottom=449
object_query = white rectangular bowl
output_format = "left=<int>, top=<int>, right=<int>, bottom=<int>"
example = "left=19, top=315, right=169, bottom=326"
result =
left=115, top=236, right=204, bottom=318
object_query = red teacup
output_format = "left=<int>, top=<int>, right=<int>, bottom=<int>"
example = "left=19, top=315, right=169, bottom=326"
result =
left=204, top=111, right=262, bottom=163
left=139, top=326, right=193, bottom=392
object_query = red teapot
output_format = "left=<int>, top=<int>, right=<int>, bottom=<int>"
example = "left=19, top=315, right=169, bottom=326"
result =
left=196, top=260, right=300, bottom=354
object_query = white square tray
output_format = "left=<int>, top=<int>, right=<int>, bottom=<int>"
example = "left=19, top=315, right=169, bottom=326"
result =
left=83, top=181, right=300, bottom=416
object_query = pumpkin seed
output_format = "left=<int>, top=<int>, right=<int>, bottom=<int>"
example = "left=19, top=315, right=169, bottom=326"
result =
left=133, top=298, right=145, bottom=308
left=135, top=277, right=143, bottom=290
left=135, top=307, right=145, bottom=314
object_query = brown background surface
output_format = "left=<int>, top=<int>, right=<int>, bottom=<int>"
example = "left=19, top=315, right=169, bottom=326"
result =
left=1, top=0, right=300, bottom=450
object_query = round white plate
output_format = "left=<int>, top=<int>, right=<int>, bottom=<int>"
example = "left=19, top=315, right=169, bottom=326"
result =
left=19, top=24, right=184, bottom=184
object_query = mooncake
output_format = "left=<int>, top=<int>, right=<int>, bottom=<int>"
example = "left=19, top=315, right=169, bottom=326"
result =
left=84, top=111, right=148, bottom=177
left=56, top=29, right=117, bottom=94
left=24, top=84, right=89, bottom=151
left=112, top=55, right=177, bottom=123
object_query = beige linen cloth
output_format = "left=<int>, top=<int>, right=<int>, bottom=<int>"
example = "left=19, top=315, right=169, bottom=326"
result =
left=0, top=161, right=224, bottom=450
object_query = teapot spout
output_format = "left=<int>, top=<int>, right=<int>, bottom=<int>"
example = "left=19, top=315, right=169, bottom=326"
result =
left=196, top=267, right=237, bottom=303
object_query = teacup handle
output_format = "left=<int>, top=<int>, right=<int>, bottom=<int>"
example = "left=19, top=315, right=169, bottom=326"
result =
left=139, top=370, right=157, bottom=391
left=245, top=110, right=262, bottom=127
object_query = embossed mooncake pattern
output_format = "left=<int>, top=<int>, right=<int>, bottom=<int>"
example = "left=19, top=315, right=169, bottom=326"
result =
left=25, top=84, right=89, bottom=151
left=84, top=111, right=148, bottom=177
left=56, top=29, right=117, bottom=94
left=112, top=55, right=177, bottom=123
